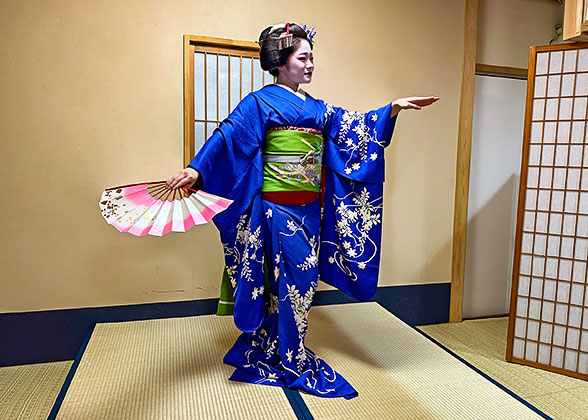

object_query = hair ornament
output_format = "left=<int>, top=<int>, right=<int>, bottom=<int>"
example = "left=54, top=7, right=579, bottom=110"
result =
left=276, top=22, right=293, bottom=50
left=301, top=24, right=316, bottom=44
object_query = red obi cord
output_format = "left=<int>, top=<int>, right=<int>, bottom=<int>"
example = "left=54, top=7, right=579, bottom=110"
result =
left=262, top=190, right=319, bottom=205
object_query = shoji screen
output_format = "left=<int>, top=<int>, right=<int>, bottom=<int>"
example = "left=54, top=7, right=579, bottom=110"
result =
left=183, top=36, right=274, bottom=166
left=507, top=44, right=588, bottom=380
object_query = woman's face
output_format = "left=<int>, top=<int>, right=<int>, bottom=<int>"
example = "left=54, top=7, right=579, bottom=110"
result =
left=278, top=39, right=314, bottom=85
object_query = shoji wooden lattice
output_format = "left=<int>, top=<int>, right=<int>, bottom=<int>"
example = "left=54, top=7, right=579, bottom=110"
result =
left=183, top=35, right=274, bottom=166
left=507, top=43, right=588, bottom=380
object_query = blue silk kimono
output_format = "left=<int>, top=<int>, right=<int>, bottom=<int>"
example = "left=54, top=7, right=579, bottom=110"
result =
left=188, top=84, right=396, bottom=398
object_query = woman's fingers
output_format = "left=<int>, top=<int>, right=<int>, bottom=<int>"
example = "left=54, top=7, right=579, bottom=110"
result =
left=166, top=168, right=199, bottom=190
left=411, top=96, right=439, bottom=106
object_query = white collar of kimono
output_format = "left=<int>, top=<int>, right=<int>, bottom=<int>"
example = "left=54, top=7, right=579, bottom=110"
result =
left=275, top=83, right=307, bottom=101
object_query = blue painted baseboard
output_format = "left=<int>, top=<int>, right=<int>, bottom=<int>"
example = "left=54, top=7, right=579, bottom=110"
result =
left=0, top=282, right=449, bottom=367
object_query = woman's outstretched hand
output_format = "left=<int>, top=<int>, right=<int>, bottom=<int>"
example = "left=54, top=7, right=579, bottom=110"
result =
left=166, top=167, right=200, bottom=190
left=391, top=96, right=439, bottom=117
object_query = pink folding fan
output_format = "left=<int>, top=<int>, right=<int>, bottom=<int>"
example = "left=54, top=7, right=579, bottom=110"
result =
left=99, top=181, right=232, bottom=237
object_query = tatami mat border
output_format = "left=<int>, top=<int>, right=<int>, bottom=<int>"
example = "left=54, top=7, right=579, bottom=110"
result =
left=46, top=325, right=95, bottom=420
left=1, top=283, right=450, bottom=366
left=414, top=327, right=553, bottom=420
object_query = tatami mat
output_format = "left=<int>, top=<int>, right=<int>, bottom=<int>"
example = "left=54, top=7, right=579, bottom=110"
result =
left=301, top=303, right=546, bottom=420
left=0, top=361, right=71, bottom=420
left=54, top=315, right=297, bottom=420
left=54, top=303, right=548, bottom=420
left=419, top=317, right=588, bottom=420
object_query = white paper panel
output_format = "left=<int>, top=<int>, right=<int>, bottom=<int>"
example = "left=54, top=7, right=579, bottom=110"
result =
left=547, top=235, right=560, bottom=256
left=218, top=55, right=229, bottom=121
left=553, top=168, right=566, bottom=189
left=557, top=121, right=570, bottom=143
left=527, top=320, right=539, bottom=341
left=547, top=75, right=561, bottom=97
left=553, top=324, right=566, bottom=346
left=571, top=121, right=585, bottom=143
left=530, top=122, right=543, bottom=143
left=551, top=346, right=564, bottom=368
left=229, top=56, right=240, bottom=110
left=571, top=283, right=585, bottom=304
left=550, top=51, right=563, bottom=73
left=559, top=98, right=573, bottom=119
left=542, top=302, right=555, bottom=323
left=536, top=212, right=548, bottom=232
left=194, top=121, right=205, bottom=152
left=569, top=306, right=582, bottom=328
left=562, top=74, right=575, bottom=96
left=536, top=52, right=549, bottom=75
left=578, top=215, right=588, bottom=236
left=194, top=52, right=205, bottom=120
left=539, top=167, right=552, bottom=188
left=555, top=145, right=568, bottom=166
left=241, top=57, right=252, bottom=98
left=524, top=211, right=535, bottom=230
left=560, top=260, right=572, bottom=280
left=578, top=49, right=588, bottom=71
left=535, top=76, right=547, bottom=97
left=544, top=279, right=557, bottom=301
left=513, top=338, right=525, bottom=358
left=556, top=282, right=570, bottom=303
left=551, top=190, right=564, bottom=211
left=545, top=98, right=559, bottom=120
left=573, top=97, right=587, bottom=120
left=525, top=340, right=538, bottom=361
left=563, top=214, right=576, bottom=235
left=537, top=190, right=550, bottom=211
left=538, top=343, right=550, bottom=364
left=572, top=262, right=586, bottom=283
left=252, top=58, right=263, bottom=91
left=518, top=275, right=530, bottom=296
left=533, top=99, right=545, bottom=120
left=581, top=331, right=588, bottom=351
left=580, top=354, right=588, bottom=374
left=206, top=53, right=217, bottom=121
left=546, top=258, right=558, bottom=278
left=532, top=257, right=545, bottom=276
left=563, top=50, right=577, bottom=73
left=530, top=277, right=543, bottom=297
left=564, top=350, right=578, bottom=370
left=575, top=73, right=588, bottom=96
left=544, top=122, right=557, bottom=142
left=514, top=317, right=526, bottom=338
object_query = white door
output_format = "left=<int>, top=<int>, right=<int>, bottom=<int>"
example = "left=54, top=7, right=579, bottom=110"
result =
left=464, top=74, right=528, bottom=318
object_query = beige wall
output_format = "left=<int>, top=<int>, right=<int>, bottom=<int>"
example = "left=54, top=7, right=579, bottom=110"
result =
left=0, top=0, right=465, bottom=313
left=477, top=0, right=562, bottom=68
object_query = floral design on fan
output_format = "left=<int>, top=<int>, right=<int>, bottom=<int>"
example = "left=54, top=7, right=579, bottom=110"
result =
left=324, top=187, right=383, bottom=279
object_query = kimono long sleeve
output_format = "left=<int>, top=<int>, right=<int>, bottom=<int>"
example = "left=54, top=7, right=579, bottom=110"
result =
left=318, top=102, right=397, bottom=301
left=187, top=93, right=272, bottom=332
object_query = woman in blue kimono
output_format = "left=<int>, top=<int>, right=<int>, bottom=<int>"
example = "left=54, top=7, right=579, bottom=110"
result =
left=167, top=23, right=438, bottom=399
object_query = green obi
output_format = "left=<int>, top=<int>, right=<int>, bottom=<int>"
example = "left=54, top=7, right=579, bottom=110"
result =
left=262, top=128, right=323, bottom=192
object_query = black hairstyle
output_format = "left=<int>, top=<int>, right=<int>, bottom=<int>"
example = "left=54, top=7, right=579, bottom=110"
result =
left=258, top=23, right=313, bottom=77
